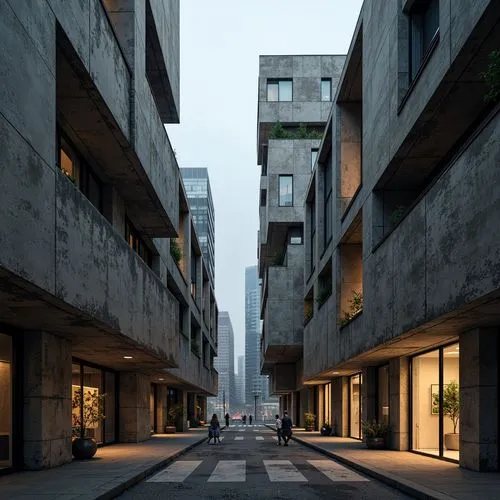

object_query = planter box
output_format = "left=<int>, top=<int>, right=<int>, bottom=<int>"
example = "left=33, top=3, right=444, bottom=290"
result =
left=164, top=426, right=176, bottom=434
left=365, top=437, right=386, bottom=449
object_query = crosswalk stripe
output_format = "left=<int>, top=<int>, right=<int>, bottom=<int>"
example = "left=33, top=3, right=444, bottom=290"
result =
left=307, top=460, right=369, bottom=482
left=256, top=436, right=264, bottom=440
left=272, top=436, right=278, bottom=440
left=235, top=436, right=244, bottom=440
left=208, top=460, right=246, bottom=482
left=147, top=461, right=202, bottom=482
left=264, top=460, right=307, bottom=482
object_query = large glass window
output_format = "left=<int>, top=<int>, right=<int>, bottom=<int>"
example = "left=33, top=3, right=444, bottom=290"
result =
left=0, top=334, right=12, bottom=469
left=349, top=373, right=362, bottom=439
left=125, top=217, right=153, bottom=268
left=72, top=361, right=116, bottom=445
left=311, top=149, right=318, bottom=170
left=321, top=78, right=332, bottom=101
left=409, top=0, right=439, bottom=81
left=412, top=343, right=459, bottom=461
left=324, top=158, right=332, bottom=246
left=278, top=175, right=293, bottom=207
left=267, top=79, right=293, bottom=102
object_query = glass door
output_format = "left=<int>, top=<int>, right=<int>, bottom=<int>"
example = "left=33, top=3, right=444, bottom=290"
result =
left=0, top=333, right=12, bottom=469
left=349, top=373, right=362, bottom=439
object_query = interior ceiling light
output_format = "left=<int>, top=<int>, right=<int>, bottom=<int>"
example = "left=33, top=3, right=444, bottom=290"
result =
left=158, top=378, right=165, bottom=381
left=123, top=355, right=133, bottom=359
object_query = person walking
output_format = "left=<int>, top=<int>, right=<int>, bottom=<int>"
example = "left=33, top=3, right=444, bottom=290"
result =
left=281, top=411, right=293, bottom=446
left=275, top=414, right=283, bottom=445
left=224, top=412, right=230, bottom=428
left=249, top=414, right=253, bottom=425
left=208, top=413, right=221, bottom=445
left=242, top=414, right=246, bottom=425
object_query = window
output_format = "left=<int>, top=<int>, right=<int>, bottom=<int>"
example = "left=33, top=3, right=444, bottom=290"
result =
left=190, top=247, right=197, bottom=299
left=321, top=78, right=332, bottom=101
left=290, top=236, right=302, bottom=245
left=278, top=175, right=293, bottom=207
left=349, top=373, right=362, bottom=439
left=311, top=149, right=319, bottom=170
left=125, top=218, right=153, bottom=267
left=0, top=333, right=13, bottom=469
left=324, top=158, right=332, bottom=246
left=409, top=0, right=439, bottom=82
left=309, top=199, right=316, bottom=273
left=267, top=79, right=292, bottom=102
left=58, top=134, right=102, bottom=212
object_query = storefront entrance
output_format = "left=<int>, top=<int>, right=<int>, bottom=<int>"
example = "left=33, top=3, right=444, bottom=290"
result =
left=349, top=373, right=362, bottom=439
left=411, top=343, right=460, bottom=461
left=71, top=360, right=117, bottom=445
left=0, top=333, right=13, bottom=470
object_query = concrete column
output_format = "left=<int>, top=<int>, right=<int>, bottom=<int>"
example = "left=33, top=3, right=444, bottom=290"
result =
left=460, top=328, right=499, bottom=471
left=290, top=392, right=297, bottom=425
left=318, top=385, right=325, bottom=428
left=156, top=385, right=167, bottom=433
left=362, top=367, right=378, bottom=423
left=23, top=331, right=72, bottom=470
left=332, top=377, right=349, bottom=436
left=389, top=357, right=409, bottom=450
left=119, top=372, right=150, bottom=442
left=180, top=390, right=189, bottom=431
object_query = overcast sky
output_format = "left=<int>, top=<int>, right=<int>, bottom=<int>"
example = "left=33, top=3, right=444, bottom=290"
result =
left=166, top=0, right=363, bottom=363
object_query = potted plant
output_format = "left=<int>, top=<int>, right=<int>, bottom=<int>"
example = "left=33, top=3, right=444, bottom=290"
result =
left=304, top=412, right=316, bottom=431
left=320, top=421, right=332, bottom=436
left=165, top=403, right=184, bottom=433
left=72, top=387, right=105, bottom=459
left=433, top=380, right=460, bottom=450
left=361, top=420, right=389, bottom=449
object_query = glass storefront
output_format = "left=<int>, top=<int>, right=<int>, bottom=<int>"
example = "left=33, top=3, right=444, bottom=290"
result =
left=72, top=360, right=116, bottom=445
left=0, top=333, right=12, bottom=469
left=412, top=343, right=460, bottom=461
left=378, top=365, right=390, bottom=425
left=349, top=373, right=362, bottom=439
left=150, top=384, right=157, bottom=434
left=324, top=383, right=331, bottom=426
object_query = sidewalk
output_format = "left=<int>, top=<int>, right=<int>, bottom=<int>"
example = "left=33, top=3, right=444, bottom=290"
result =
left=0, top=428, right=208, bottom=500
left=284, top=427, right=500, bottom=500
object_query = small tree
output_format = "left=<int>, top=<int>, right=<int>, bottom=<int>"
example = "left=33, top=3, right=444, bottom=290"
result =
left=170, top=239, right=183, bottom=264
left=433, top=380, right=460, bottom=434
left=72, top=388, right=106, bottom=439
left=167, top=403, right=184, bottom=427
left=269, top=121, right=291, bottom=139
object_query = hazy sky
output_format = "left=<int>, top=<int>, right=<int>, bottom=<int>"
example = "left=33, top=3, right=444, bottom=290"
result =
left=166, top=0, right=363, bottom=362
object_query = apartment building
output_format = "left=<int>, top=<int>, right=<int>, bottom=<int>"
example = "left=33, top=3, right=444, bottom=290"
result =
left=0, top=0, right=217, bottom=472
left=303, top=0, right=500, bottom=472
left=257, top=55, right=345, bottom=425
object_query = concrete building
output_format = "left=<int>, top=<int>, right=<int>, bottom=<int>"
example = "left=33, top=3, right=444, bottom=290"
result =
left=213, top=312, right=235, bottom=413
left=257, top=55, right=345, bottom=425
left=235, top=355, right=245, bottom=407
left=245, top=265, right=267, bottom=406
left=180, top=168, right=215, bottom=284
left=302, top=0, right=500, bottom=472
left=0, top=0, right=217, bottom=472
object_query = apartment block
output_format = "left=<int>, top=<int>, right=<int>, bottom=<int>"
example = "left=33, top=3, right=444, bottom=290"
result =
left=257, top=55, right=345, bottom=425
left=0, top=0, right=217, bottom=472
left=303, top=0, right=500, bottom=472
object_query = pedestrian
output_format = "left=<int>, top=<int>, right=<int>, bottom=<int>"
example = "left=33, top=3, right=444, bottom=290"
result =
left=249, top=414, right=253, bottom=425
left=281, top=410, right=293, bottom=446
left=208, top=413, right=221, bottom=445
left=275, top=414, right=283, bottom=445
left=242, top=414, right=246, bottom=425
left=225, top=412, right=230, bottom=428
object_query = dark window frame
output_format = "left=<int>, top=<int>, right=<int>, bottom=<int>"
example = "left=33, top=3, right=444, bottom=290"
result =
left=125, top=217, right=153, bottom=268
left=267, top=78, right=293, bottom=102
left=323, top=160, right=333, bottom=248
left=321, top=78, right=332, bottom=102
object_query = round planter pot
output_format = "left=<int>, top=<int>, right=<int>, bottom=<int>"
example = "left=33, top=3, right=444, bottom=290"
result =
left=320, top=427, right=332, bottom=436
left=72, top=438, right=97, bottom=459
left=164, top=425, right=177, bottom=434
left=365, top=437, right=386, bottom=450
left=305, top=426, right=314, bottom=432
left=444, top=433, right=459, bottom=451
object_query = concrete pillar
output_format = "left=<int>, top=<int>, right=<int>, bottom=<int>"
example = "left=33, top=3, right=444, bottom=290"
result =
left=180, top=390, right=189, bottom=431
left=460, top=328, right=499, bottom=471
left=318, top=385, right=325, bottom=428
left=389, top=357, right=409, bottom=450
left=362, top=367, right=378, bottom=423
left=23, top=331, right=72, bottom=470
left=156, top=385, right=167, bottom=433
left=332, top=377, right=349, bottom=436
left=290, top=392, right=296, bottom=425
left=119, top=372, right=150, bottom=442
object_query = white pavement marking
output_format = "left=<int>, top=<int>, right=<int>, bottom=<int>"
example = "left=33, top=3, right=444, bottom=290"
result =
left=146, top=461, right=202, bottom=482
left=264, top=460, right=307, bottom=482
left=307, top=460, right=370, bottom=482
left=253, top=429, right=260, bottom=432
left=208, top=460, right=246, bottom=482
left=256, top=436, right=264, bottom=440
left=235, top=436, right=244, bottom=440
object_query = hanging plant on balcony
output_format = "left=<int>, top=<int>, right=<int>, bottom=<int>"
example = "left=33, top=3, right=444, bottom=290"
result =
left=170, top=239, right=183, bottom=264
left=340, top=290, right=363, bottom=326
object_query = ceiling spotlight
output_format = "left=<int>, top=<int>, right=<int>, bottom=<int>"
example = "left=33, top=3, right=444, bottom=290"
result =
left=158, top=378, right=165, bottom=381
left=123, top=355, right=133, bottom=359
left=332, top=371, right=340, bottom=375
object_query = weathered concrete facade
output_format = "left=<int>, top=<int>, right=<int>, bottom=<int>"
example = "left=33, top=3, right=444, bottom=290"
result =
left=303, top=0, right=500, bottom=471
left=257, top=55, right=345, bottom=426
left=0, top=0, right=217, bottom=471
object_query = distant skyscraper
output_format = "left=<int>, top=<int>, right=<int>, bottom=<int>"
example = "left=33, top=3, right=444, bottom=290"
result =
left=213, top=311, right=235, bottom=412
left=181, top=168, right=215, bottom=283
left=235, top=355, right=245, bottom=406
left=245, top=265, right=266, bottom=405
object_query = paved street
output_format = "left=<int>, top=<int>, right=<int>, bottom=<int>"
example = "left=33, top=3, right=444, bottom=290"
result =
left=119, top=425, right=411, bottom=499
